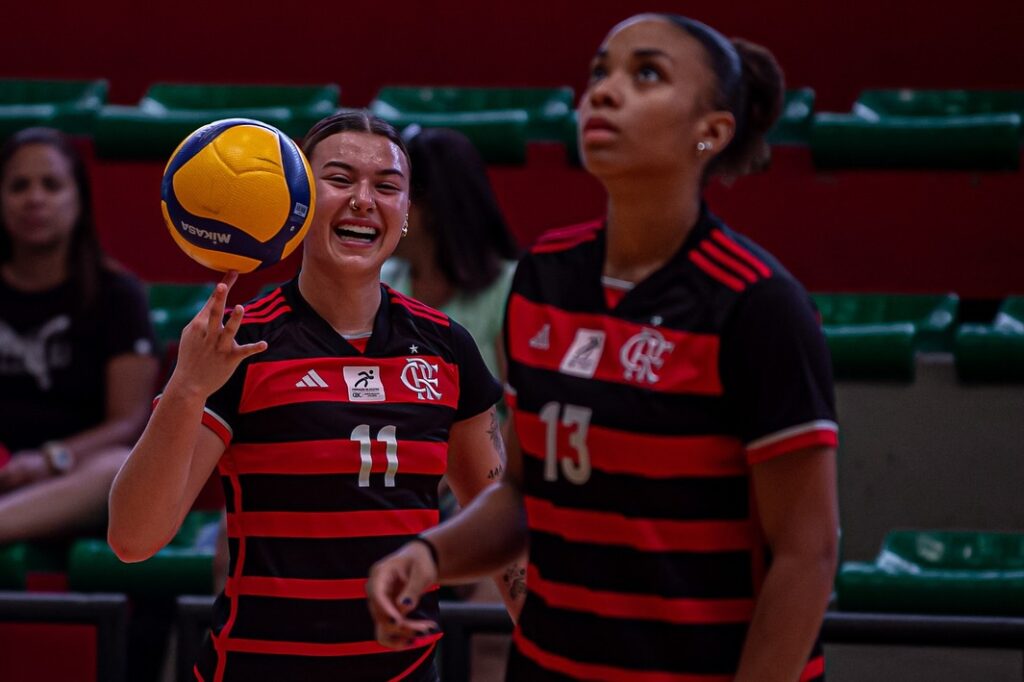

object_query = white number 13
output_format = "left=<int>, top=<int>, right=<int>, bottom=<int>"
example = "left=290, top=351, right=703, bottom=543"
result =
left=539, top=402, right=592, bottom=485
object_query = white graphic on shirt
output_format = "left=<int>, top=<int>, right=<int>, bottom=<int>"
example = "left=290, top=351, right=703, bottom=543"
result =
left=620, top=328, right=675, bottom=384
left=409, top=344, right=419, bottom=354
left=529, top=324, right=551, bottom=350
left=559, top=329, right=606, bottom=379
left=343, top=366, right=386, bottom=402
left=0, top=315, right=72, bottom=390
left=401, top=357, right=442, bottom=401
left=295, top=368, right=329, bottom=388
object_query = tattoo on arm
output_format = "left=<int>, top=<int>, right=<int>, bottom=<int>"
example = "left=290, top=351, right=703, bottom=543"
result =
left=503, top=563, right=527, bottom=600
left=487, top=465, right=504, bottom=480
left=487, top=409, right=506, bottom=463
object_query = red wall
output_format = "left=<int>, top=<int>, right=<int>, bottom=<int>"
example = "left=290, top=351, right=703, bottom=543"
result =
left=4, top=0, right=1024, bottom=298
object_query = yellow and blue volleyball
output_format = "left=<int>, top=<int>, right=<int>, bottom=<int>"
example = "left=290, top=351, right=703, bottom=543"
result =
left=160, top=118, right=315, bottom=273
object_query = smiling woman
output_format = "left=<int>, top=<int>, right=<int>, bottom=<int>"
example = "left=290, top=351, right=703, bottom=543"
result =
left=107, top=110, right=524, bottom=682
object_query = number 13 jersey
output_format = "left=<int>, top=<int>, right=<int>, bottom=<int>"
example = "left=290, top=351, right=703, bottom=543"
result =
left=505, top=207, right=838, bottom=681
left=192, top=278, right=500, bottom=682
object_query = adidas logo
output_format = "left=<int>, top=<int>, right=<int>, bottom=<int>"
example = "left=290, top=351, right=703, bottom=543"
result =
left=529, top=324, right=551, bottom=350
left=295, top=369, right=329, bottom=388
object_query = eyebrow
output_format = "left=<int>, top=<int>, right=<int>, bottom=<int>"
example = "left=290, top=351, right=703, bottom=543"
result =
left=322, top=160, right=406, bottom=178
left=591, top=47, right=674, bottom=63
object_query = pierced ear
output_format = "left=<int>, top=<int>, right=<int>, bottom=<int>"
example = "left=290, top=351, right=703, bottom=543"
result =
left=697, top=111, right=736, bottom=157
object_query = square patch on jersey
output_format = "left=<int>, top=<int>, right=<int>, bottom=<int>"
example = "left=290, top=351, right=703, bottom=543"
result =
left=343, top=366, right=386, bottom=402
left=559, top=328, right=606, bottom=379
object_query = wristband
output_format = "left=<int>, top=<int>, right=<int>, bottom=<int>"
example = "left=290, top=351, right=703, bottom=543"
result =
left=411, top=536, right=439, bottom=571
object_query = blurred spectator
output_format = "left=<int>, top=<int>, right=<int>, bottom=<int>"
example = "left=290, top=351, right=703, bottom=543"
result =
left=0, top=127, right=157, bottom=544
left=383, top=126, right=520, bottom=382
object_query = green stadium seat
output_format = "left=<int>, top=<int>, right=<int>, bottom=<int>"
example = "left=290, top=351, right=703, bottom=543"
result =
left=812, top=293, right=959, bottom=380
left=836, top=530, right=1024, bottom=616
left=0, top=542, right=68, bottom=590
left=94, top=83, right=340, bottom=159
left=765, top=88, right=815, bottom=145
left=68, top=511, right=219, bottom=597
left=954, top=297, right=1024, bottom=382
left=810, top=89, right=1022, bottom=170
left=370, top=86, right=576, bottom=164
left=147, top=283, right=215, bottom=347
left=0, top=79, right=108, bottom=139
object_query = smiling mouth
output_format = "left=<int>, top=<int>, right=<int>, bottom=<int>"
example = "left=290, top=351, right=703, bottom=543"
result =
left=333, top=223, right=380, bottom=243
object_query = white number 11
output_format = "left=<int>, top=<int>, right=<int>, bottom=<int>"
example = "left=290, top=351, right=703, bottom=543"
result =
left=539, top=402, right=592, bottom=485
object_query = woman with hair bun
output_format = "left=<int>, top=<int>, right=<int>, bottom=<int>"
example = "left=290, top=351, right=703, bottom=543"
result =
left=369, top=14, right=838, bottom=681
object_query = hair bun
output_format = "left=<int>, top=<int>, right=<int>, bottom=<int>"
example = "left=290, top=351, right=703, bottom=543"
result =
left=718, top=38, right=784, bottom=176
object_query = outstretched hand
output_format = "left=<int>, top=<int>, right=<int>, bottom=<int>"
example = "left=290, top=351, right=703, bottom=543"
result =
left=366, top=540, right=441, bottom=649
left=167, top=271, right=267, bottom=400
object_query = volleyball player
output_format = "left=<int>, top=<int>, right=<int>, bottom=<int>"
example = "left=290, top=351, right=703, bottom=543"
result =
left=367, top=14, right=838, bottom=681
left=108, top=111, right=523, bottom=681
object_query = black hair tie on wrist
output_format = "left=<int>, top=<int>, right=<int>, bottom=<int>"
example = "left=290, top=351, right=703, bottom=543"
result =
left=411, top=536, right=439, bottom=571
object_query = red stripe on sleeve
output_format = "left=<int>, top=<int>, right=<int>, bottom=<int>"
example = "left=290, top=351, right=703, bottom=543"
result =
left=193, top=664, right=205, bottom=682
left=699, top=242, right=759, bottom=283
left=515, top=409, right=746, bottom=478
left=527, top=564, right=754, bottom=624
left=523, top=496, right=759, bottom=552
left=747, top=428, right=838, bottom=465
left=688, top=251, right=746, bottom=292
left=513, top=630, right=732, bottom=682
left=241, top=305, right=291, bottom=325
left=245, top=288, right=283, bottom=314
left=800, top=655, right=825, bottom=681
left=710, top=230, right=772, bottom=278
left=201, top=409, right=232, bottom=447
left=226, top=509, right=439, bottom=539
left=507, top=294, right=722, bottom=396
left=227, top=439, right=447, bottom=476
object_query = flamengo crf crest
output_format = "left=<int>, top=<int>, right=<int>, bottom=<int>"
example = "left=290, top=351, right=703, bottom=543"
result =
left=401, top=357, right=442, bottom=400
left=620, top=328, right=675, bottom=384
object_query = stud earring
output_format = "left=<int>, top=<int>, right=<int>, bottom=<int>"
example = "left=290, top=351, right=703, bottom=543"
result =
left=696, top=141, right=712, bottom=153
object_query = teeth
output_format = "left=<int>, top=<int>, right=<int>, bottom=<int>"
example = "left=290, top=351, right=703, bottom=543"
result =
left=336, top=224, right=377, bottom=235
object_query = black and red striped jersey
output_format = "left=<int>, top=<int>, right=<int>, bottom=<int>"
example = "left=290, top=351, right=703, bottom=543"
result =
left=189, top=278, right=501, bottom=682
left=504, top=207, right=837, bottom=681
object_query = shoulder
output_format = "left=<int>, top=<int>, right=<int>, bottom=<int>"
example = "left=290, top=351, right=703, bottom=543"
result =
left=235, top=282, right=295, bottom=342
left=529, top=219, right=603, bottom=255
left=99, top=265, right=147, bottom=299
left=385, top=285, right=451, bottom=330
left=686, top=222, right=782, bottom=295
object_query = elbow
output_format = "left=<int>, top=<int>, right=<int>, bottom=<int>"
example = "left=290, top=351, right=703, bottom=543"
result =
left=107, top=521, right=163, bottom=564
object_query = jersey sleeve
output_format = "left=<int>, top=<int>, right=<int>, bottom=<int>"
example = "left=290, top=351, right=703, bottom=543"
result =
left=101, top=271, right=157, bottom=360
left=719, top=277, right=838, bottom=465
left=452, top=320, right=503, bottom=422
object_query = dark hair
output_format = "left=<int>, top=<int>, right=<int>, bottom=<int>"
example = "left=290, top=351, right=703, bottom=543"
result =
left=302, top=109, right=410, bottom=168
left=658, top=14, right=784, bottom=177
left=404, top=127, right=519, bottom=294
left=0, top=127, right=104, bottom=313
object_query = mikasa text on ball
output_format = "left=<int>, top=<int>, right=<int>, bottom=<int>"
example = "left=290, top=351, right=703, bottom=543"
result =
left=161, top=118, right=315, bottom=272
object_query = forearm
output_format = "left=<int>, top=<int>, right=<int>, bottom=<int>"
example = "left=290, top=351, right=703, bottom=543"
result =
left=734, top=553, right=835, bottom=682
left=492, top=551, right=529, bottom=622
left=107, top=385, right=208, bottom=561
left=423, top=481, right=528, bottom=583
left=55, top=409, right=149, bottom=461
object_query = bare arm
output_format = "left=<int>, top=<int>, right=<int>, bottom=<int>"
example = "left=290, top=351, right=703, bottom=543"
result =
left=107, top=273, right=266, bottom=562
left=444, top=407, right=528, bottom=620
left=0, top=352, right=158, bottom=490
left=734, top=446, right=838, bottom=682
left=366, top=409, right=528, bottom=644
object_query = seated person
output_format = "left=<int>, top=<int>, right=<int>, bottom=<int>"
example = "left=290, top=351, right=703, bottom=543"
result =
left=0, top=127, right=158, bottom=544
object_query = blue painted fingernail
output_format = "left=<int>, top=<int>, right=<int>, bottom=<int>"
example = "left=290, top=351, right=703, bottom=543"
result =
left=401, top=597, right=413, bottom=606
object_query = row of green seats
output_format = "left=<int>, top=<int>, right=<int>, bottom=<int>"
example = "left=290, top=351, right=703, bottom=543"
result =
left=0, top=79, right=814, bottom=164
left=147, top=283, right=215, bottom=348
left=0, top=511, right=217, bottom=595
left=814, top=294, right=1024, bottom=382
left=812, top=90, right=1024, bottom=170
left=836, top=530, right=1024, bottom=616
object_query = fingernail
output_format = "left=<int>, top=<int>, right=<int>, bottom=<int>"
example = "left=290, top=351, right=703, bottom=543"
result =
left=428, top=626, right=441, bottom=634
left=401, top=597, right=413, bottom=606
